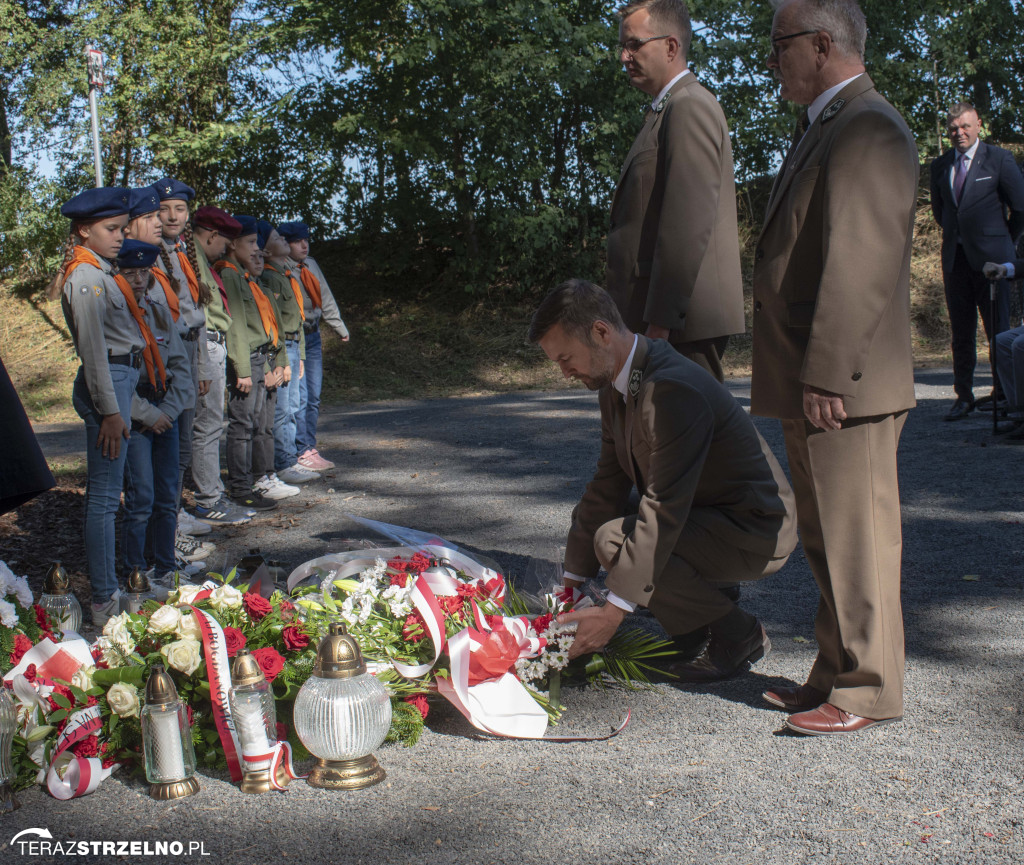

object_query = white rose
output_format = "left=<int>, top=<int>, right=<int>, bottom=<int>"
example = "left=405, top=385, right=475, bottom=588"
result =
left=175, top=612, right=202, bottom=640
left=160, top=638, right=203, bottom=676
left=106, top=682, right=141, bottom=718
left=71, top=665, right=96, bottom=691
left=147, top=605, right=182, bottom=635
left=95, top=635, right=135, bottom=667
left=12, top=576, right=33, bottom=608
left=173, top=584, right=203, bottom=606
left=0, top=598, right=16, bottom=628
left=208, top=584, right=242, bottom=611
left=102, top=612, right=133, bottom=644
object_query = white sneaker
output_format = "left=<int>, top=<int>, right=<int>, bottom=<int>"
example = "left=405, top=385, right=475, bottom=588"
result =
left=91, top=590, right=122, bottom=631
left=178, top=508, right=212, bottom=536
left=277, top=464, right=320, bottom=484
left=254, top=473, right=300, bottom=500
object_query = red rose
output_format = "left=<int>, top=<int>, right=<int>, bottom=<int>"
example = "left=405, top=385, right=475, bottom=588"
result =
left=243, top=593, right=273, bottom=621
left=276, top=721, right=288, bottom=741
left=71, top=735, right=100, bottom=758
left=24, top=664, right=37, bottom=683
left=9, top=634, right=33, bottom=666
left=101, top=755, right=117, bottom=769
left=281, top=626, right=310, bottom=652
left=278, top=600, right=296, bottom=623
left=34, top=604, right=49, bottom=629
left=405, top=694, right=429, bottom=720
left=223, top=627, right=247, bottom=658
left=530, top=614, right=553, bottom=636
left=402, top=613, right=425, bottom=643
left=251, top=647, right=285, bottom=682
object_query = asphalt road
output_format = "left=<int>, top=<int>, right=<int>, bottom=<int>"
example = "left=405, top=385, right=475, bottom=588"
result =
left=7, top=368, right=1023, bottom=865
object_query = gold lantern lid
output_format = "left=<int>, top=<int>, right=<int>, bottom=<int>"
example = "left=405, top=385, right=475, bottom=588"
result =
left=231, top=649, right=266, bottom=687
left=43, top=561, right=70, bottom=594
left=126, top=567, right=150, bottom=594
left=145, top=665, right=180, bottom=706
left=313, top=623, right=366, bottom=680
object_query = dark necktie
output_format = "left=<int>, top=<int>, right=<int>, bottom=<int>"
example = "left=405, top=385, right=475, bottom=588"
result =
left=953, top=153, right=969, bottom=204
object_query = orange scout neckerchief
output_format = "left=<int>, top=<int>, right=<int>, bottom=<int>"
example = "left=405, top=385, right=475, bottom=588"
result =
left=112, top=275, right=168, bottom=389
left=215, top=260, right=279, bottom=346
left=151, top=268, right=181, bottom=322
left=263, top=263, right=305, bottom=321
left=176, top=246, right=201, bottom=304
left=298, top=264, right=322, bottom=310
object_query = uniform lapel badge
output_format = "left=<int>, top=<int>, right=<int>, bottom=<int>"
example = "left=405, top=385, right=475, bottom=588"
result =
left=93, top=285, right=102, bottom=296
left=821, top=98, right=846, bottom=122
left=653, top=90, right=672, bottom=114
left=628, top=369, right=642, bottom=398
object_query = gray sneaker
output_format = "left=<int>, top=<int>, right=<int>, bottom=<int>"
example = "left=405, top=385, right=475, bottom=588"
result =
left=192, top=497, right=253, bottom=526
left=277, top=464, right=320, bottom=484
left=91, top=590, right=122, bottom=631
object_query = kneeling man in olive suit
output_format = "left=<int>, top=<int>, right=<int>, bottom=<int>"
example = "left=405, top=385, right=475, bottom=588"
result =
left=530, top=280, right=797, bottom=680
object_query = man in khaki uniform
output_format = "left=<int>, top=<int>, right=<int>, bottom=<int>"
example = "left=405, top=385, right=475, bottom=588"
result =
left=530, top=281, right=796, bottom=679
left=606, top=0, right=745, bottom=381
left=751, top=0, right=918, bottom=735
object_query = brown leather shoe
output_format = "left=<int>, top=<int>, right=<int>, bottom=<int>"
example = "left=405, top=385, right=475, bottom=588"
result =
left=762, top=683, right=828, bottom=712
left=666, top=622, right=770, bottom=683
left=786, top=702, right=901, bottom=736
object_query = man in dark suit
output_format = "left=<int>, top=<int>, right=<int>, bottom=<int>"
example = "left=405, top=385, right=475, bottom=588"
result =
left=529, top=280, right=797, bottom=681
left=605, top=0, right=745, bottom=381
left=930, top=102, right=1024, bottom=420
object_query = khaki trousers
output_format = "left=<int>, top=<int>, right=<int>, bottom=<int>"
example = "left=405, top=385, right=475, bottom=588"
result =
left=594, top=511, right=789, bottom=636
left=670, top=336, right=729, bottom=383
left=781, top=412, right=907, bottom=720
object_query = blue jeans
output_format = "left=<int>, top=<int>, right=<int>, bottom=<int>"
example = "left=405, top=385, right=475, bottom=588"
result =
left=296, top=327, right=322, bottom=453
left=124, top=416, right=180, bottom=574
left=274, top=339, right=302, bottom=470
left=72, top=363, right=140, bottom=604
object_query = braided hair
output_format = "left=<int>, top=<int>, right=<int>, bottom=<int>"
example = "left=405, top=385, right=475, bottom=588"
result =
left=46, top=230, right=82, bottom=300
left=157, top=241, right=182, bottom=298
left=182, top=221, right=212, bottom=306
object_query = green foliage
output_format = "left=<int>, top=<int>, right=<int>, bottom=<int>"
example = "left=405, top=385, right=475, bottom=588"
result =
left=384, top=699, right=426, bottom=747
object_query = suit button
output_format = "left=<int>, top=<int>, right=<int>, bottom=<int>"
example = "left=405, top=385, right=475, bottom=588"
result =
left=755, top=247, right=765, bottom=261
left=852, top=372, right=862, bottom=381
left=754, top=301, right=762, bottom=312
left=643, top=584, right=654, bottom=593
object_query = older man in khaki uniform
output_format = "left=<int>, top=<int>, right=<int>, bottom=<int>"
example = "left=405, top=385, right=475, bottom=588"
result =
left=606, top=0, right=745, bottom=381
left=751, top=0, right=918, bottom=735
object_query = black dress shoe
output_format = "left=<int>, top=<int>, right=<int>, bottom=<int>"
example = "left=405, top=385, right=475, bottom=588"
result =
left=998, top=426, right=1024, bottom=445
left=995, top=420, right=1024, bottom=435
left=665, top=621, right=770, bottom=683
left=944, top=399, right=974, bottom=421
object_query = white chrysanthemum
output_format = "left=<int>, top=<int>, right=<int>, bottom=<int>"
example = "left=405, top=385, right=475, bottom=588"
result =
left=0, top=598, right=18, bottom=628
left=12, top=576, right=33, bottom=608
left=547, top=651, right=569, bottom=670
left=0, top=560, right=15, bottom=595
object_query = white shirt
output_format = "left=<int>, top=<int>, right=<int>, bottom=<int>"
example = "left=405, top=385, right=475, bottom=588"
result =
left=650, top=70, right=690, bottom=111
left=949, top=138, right=980, bottom=193
left=563, top=335, right=640, bottom=612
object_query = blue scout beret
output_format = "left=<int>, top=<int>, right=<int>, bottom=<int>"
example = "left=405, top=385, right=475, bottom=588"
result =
left=233, top=214, right=259, bottom=238
left=153, top=177, right=196, bottom=202
left=128, top=185, right=161, bottom=218
left=256, top=220, right=275, bottom=250
left=117, top=240, right=162, bottom=270
left=276, top=221, right=309, bottom=241
left=60, top=187, right=131, bottom=220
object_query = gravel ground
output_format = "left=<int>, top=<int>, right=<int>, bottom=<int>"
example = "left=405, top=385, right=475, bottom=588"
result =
left=6, top=367, right=1023, bottom=865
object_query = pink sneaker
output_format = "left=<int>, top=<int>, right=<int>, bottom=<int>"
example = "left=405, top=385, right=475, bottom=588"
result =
left=299, top=448, right=335, bottom=470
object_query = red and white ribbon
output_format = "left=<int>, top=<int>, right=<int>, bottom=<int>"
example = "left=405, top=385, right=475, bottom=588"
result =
left=239, top=739, right=307, bottom=791
left=183, top=595, right=243, bottom=783
left=392, top=575, right=448, bottom=679
left=45, top=706, right=118, bottom=800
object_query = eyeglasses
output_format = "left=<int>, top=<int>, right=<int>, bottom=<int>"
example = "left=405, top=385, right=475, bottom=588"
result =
left=767, top=29, right=818, bottom=57
left=618, top=34, right=671, bottom=60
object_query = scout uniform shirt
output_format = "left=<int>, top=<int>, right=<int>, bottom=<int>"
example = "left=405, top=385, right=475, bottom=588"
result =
left=260, top=262, right=306, bottom=361
left=217, top=261, right=282, bottom=379
left=286, top=255, right=349, bottom=339
left=156, top=237, right=210, bottom=371
left=61, top=249, right=147, bottom=416
left=130, top=285, right=195, bottom=429
left=195, top=242, right=231, bottom=380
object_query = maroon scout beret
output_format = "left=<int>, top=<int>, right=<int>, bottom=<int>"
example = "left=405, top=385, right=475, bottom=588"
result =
left=193, top=206, right=243, bottom=239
